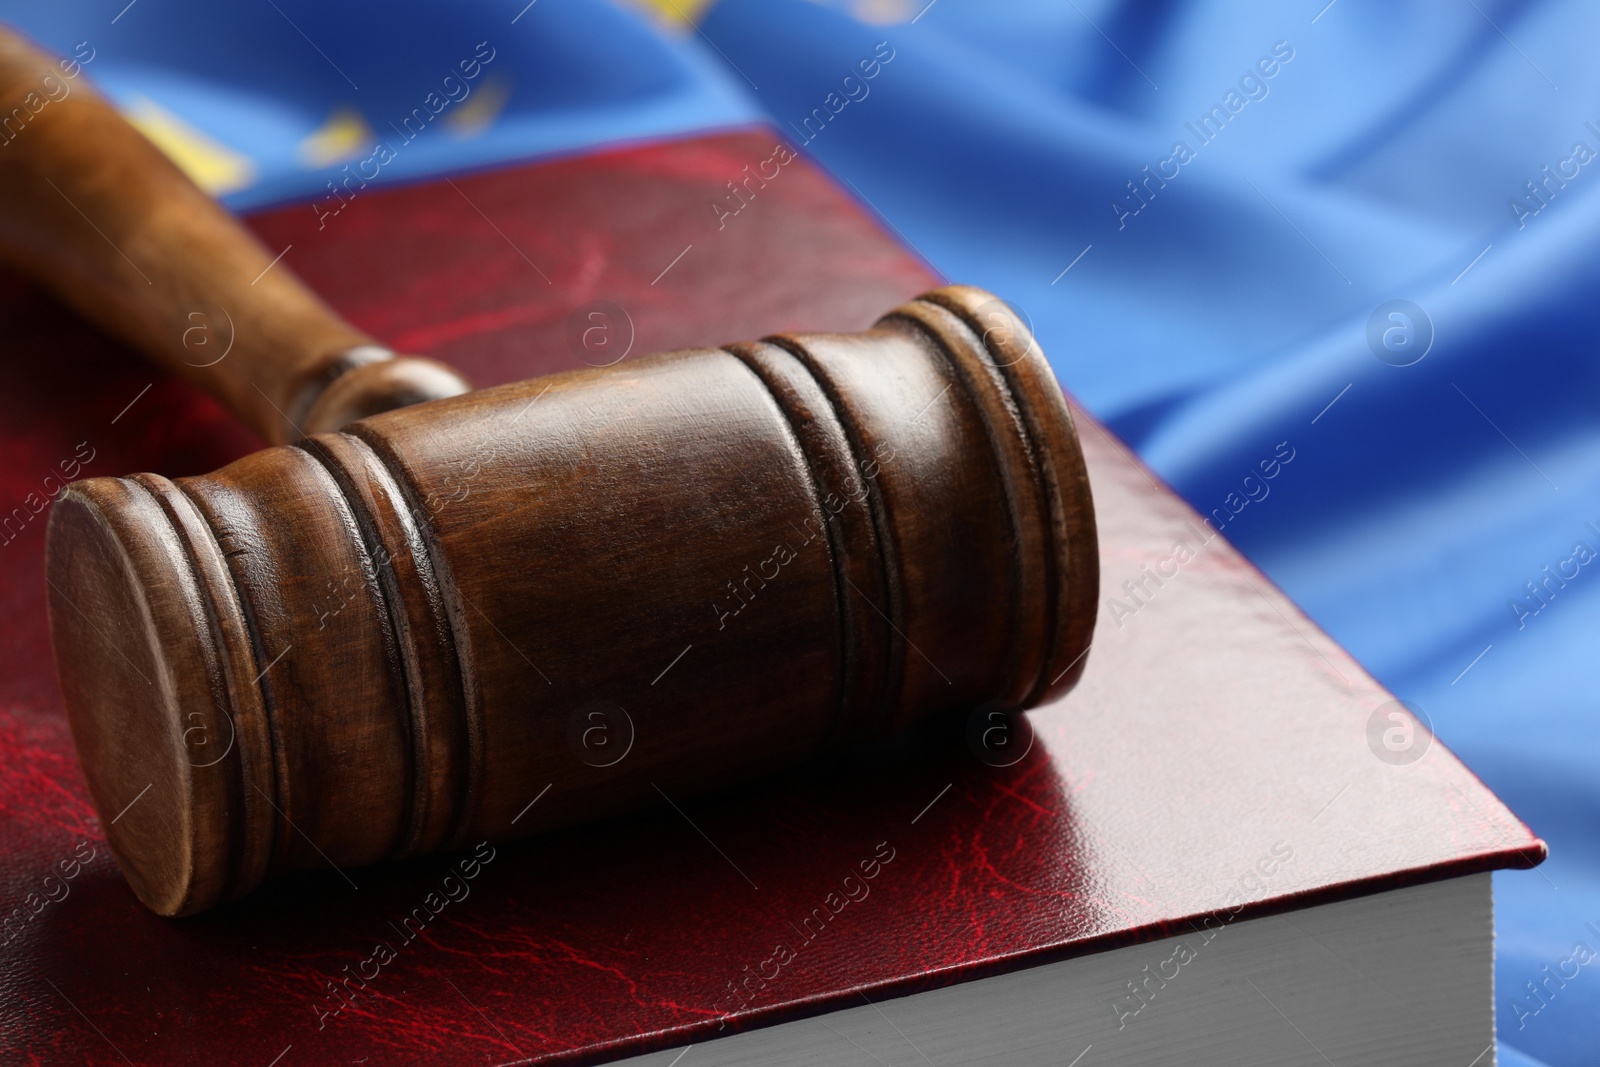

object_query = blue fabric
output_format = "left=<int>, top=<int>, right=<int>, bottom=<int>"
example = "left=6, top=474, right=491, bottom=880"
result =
left=0, top=0, right=758, bottom=209
left=1503, top=1044, right=1559, bottom=1067
left=2, top=1, right=1592, bottom=1061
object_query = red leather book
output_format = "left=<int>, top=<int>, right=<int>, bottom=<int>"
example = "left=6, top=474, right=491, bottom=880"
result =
left=0, top=129, right=1542, bottom=1065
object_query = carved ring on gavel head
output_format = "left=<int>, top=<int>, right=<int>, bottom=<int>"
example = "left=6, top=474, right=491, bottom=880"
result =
left=46, top=285, right=1099, bottom=917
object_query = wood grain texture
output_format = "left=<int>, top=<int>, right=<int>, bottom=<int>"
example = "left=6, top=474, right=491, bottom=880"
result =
left=45, top=285, right=1100, bottom=915
left=0, top=27, right=470, bottom=444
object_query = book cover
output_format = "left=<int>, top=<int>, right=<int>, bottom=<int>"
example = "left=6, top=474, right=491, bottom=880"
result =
left=0, top=128, right=1542, bottom=1066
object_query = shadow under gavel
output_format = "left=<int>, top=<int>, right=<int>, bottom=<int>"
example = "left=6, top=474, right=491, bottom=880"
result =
left=1, top=28, right=1099, bottom=916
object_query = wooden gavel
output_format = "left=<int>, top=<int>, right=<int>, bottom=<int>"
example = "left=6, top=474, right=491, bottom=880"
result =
left=5, top=30, right=1099, bottom=916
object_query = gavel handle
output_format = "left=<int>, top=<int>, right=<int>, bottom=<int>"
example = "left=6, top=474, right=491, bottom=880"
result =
left=0, top=28, right=470, bottom=445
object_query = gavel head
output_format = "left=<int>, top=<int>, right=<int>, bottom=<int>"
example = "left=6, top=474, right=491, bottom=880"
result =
left=45, top=285, right=1098, bottom=916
